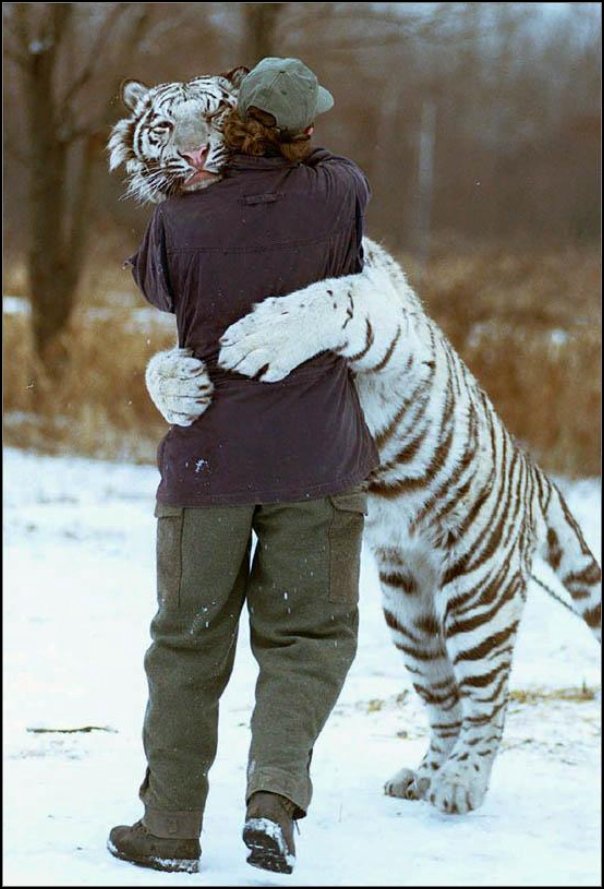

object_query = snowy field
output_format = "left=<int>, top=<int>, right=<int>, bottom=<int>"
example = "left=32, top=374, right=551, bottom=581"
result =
left=3, top=447, right=601, bottom=887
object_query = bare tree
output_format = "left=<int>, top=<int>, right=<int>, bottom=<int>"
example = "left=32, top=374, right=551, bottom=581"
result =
left=3, top=0, right=600, bottom=353
left=3, top=2, right=154, bottom=377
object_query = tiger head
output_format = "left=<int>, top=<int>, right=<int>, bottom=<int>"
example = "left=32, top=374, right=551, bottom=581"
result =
left=108, top=67, right=248, bottom=204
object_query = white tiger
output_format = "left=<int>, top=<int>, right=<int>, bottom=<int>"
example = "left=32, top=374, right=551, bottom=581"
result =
left=109, top=74, right=601, bottom=816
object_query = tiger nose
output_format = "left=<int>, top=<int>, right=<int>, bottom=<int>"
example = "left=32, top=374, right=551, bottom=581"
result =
left=179, top=145, right=209, bottom=169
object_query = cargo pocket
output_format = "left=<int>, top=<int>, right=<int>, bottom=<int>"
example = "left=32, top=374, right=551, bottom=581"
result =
left=327, top=489, right=368, bottom=604
left=154, top=503, right=184, bottom=610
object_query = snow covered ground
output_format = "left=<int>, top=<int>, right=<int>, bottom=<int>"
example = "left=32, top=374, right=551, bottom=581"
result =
left=3, top=447, right=601, bottom=887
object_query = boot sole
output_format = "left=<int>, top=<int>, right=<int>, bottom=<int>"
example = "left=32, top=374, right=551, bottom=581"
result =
left=243, top=822, right=294, bottom=875
left=107, top=839, right=199, bottom=874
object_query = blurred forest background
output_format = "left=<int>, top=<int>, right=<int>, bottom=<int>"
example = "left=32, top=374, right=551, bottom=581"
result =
left=3, top=1, right=601, bottom=476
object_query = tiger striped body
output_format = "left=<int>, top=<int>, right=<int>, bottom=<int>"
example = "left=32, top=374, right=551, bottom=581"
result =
left=218, top=238, right=601, bottom=813
left=109, top=78, right=601, bottom=815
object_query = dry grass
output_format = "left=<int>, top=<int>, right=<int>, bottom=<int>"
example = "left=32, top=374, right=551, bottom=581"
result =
left=3, top=308, right=174, bottom=463
left=3, top=245, right=601, bottom=475
left=508, top=685, right=597, bottom=705
left=401, top=246, right=601, bottom=477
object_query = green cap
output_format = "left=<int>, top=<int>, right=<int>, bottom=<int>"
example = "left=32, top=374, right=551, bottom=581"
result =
left=238, top=57, right=334, bottom=132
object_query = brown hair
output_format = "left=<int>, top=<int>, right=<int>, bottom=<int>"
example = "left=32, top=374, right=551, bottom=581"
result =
left=222, top=106, right=313, bottom=162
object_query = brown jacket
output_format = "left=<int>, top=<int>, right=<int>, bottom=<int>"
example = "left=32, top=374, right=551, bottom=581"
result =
left=129, top=148, right=379, bottom=505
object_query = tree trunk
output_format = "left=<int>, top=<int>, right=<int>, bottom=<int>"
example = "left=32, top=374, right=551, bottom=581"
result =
left=23, top=16, right=77, bottom=379
left=8, top=2, right=149, bottom=384
left=242, top=3, right=286, bottom=66
left=414, top=99, right=437, bottom=267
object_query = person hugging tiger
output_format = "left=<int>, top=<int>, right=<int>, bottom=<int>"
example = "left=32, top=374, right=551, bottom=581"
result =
left=107, top=58, right=379, bottom=876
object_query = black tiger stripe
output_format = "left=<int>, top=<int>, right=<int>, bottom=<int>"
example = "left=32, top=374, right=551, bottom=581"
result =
left=477, top=558, right=520, bottom=609
left=466, top=697, right=508, bottom=726
left=455, top=621, right=519, bottom=665
left=485, top=393, right=499, bottom=459
left=461, top=563, right=524, bottom=617
left=412, top=408, right=480, bottom=530
left=443, top=342, right=462, bottom=399
left=583, top=604, right=601, bottom=628
left=386, top=359, right=438, bottom=440
left=541, top=474, right=554, bottom=514
left=431, top=677, right=458, bottom=691
left=341, top=292, right=354, bottom=329
left=452, top=752, right=470, bottom=762
left=392, top=423, right=429, bottom=465
left=369, top=325, right=402, bottom=373
left=414, top=614, right=441, bottom=636
left=391, top=387, right=434, bottom=442
left=534, top=466, right=546, bottom=509
left=447, top=570, right=521, bottom=633
left=440, top=376, right=456, bottom=429
left=441, top=552, right=471, bottom=592
left=451, top=476, right=493, bottom=541
left=370, top=414, right=455, bottom=499
left=461, top=447, right=518, bottom=577
left=396, top=642, right=446, bottom=662
left=440, top=697, right=464, bottom=713
left=120, top=121, right=137, bottom=160
left=486, top=643, right=515, bottom=665
left=465, top=733, right=499, bottom=747
left=474, top=670, right=509, bottom=705
left=380, top=571, right=418, bottom=594
left=459, top=661, right=510, bottom=691
left=446, top=340, right=467, bottom=399
left=503, top=452, right=529, bottom=549
left=374, top=546, right=406, bottom=566
left=383, top=608, right=421, bottom=642
left=347, top=318, right=375, bottom=362
left=416, top=685, right=459, bottom=706
left=373, top=355, right=416, bottom=450
left=413, top=685, right=458, bottom=706
left=558, top=492, right=593, bottom=557
left=564, top=563, right=601, bottom=587
left=547, top=528, right=562, bottom=569
left=446, top=557, right=514, bottom=619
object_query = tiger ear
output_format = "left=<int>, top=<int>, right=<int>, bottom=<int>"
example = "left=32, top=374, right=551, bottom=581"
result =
left=221, top=66, right=249, bottom=89
left=120, top=79, right=150, bottom=111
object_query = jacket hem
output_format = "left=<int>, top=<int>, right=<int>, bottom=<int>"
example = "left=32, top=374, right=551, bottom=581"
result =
left=155, top=461, right=378, bottom=508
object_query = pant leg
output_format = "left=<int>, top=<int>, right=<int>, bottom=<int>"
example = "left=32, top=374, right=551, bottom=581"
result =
left=141, top=502, right=254, bottom=839
left=245, top=488, right=367, bottom=817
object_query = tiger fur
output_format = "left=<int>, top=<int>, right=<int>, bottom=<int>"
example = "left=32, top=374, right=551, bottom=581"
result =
left=109, top=74, right=601, bottom=816
left=107, top=69, right=247, bottom=204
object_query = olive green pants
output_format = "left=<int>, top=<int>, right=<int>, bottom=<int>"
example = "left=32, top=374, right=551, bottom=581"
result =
left=140, top=488, right=367, bottom=839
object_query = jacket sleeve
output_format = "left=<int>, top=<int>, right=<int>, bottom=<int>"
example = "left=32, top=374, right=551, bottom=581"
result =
left=304, top=148, right=370, bottom=270
left=303, top=147, right=371, bottom=210
left=125, top=206, right=175, bottom=313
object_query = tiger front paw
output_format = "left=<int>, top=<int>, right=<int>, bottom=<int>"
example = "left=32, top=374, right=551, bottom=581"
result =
left=218, top=293, right=337, bottom=382
left=427, top=760, right=489, bottom=814
left=146, top=347, right=213, bottom=426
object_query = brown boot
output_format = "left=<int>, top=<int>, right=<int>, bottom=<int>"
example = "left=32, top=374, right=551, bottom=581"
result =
left=243, top=791, right=298, bottom=874
left=107, top=819, right=201, bottom=873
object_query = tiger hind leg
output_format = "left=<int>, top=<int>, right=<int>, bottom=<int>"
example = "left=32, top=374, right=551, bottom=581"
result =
left=428, top=571, right=527, bottom=814
left=384, top=647, right=463, bottom=802
left=377, top=546, right=463, bottom=802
